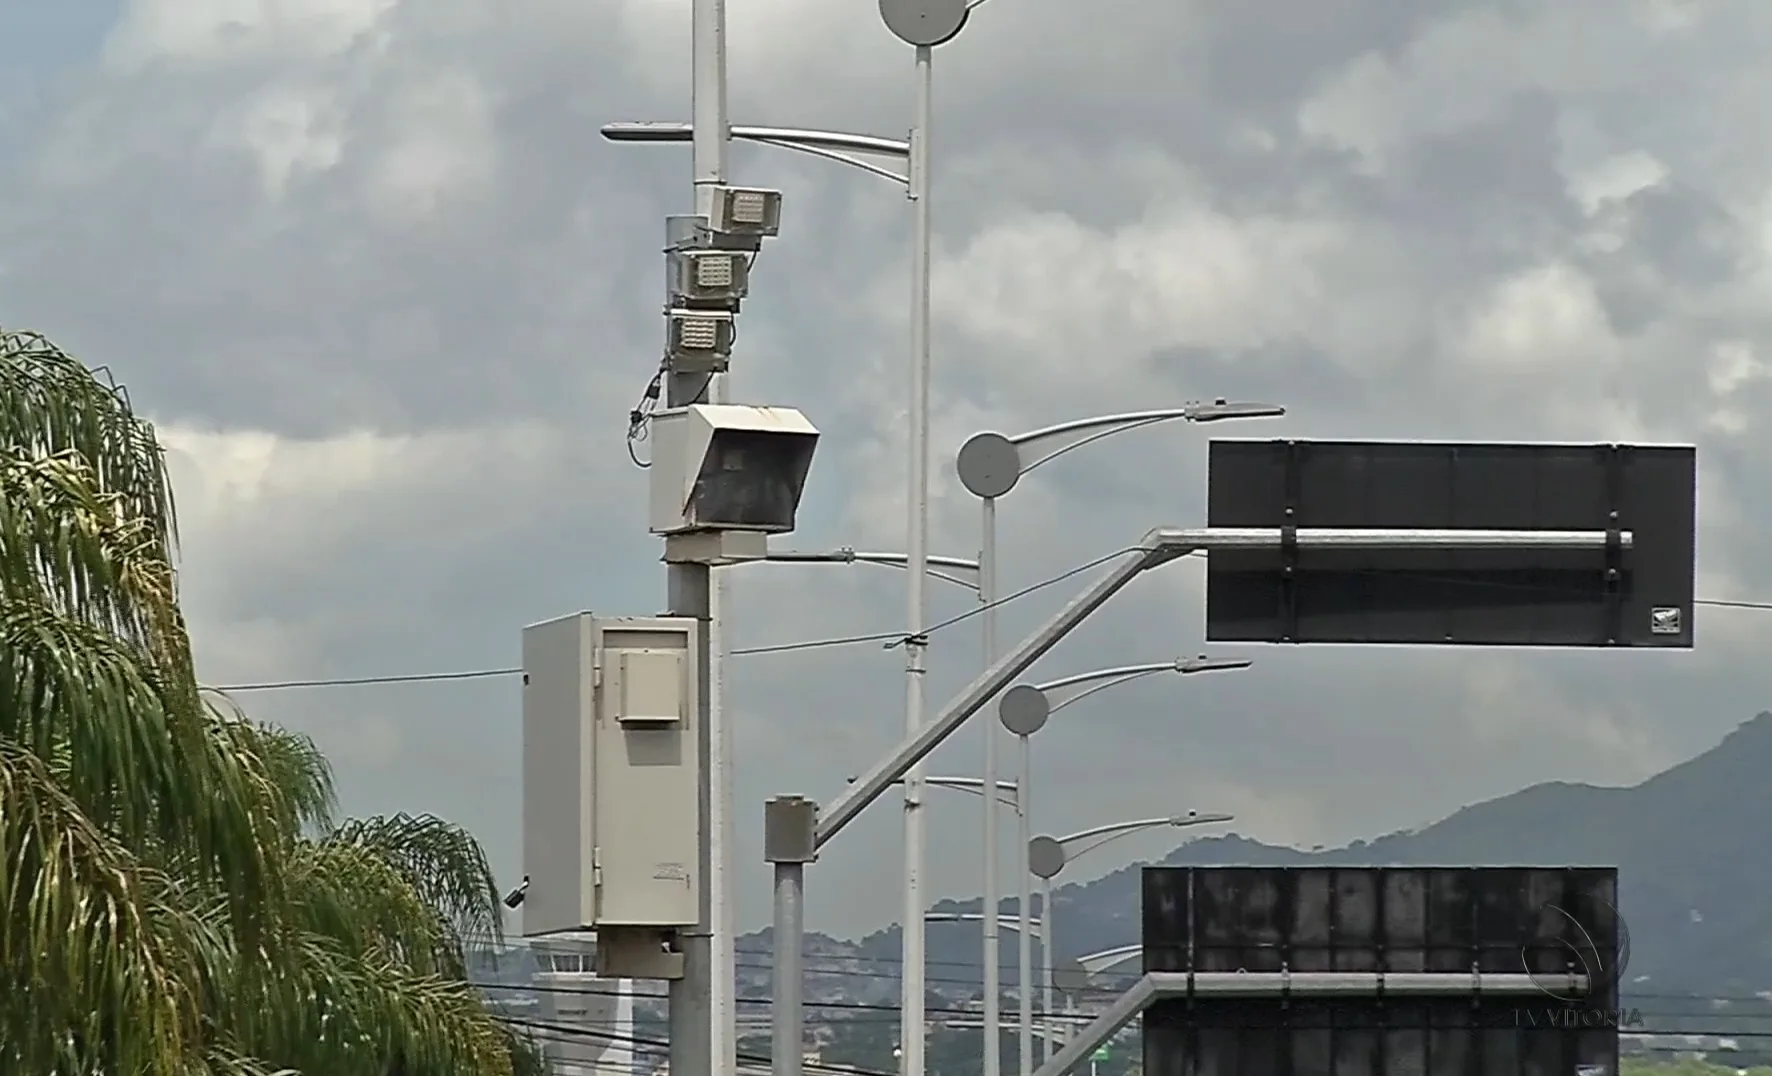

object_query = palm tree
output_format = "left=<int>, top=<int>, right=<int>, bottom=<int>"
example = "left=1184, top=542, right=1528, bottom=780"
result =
left=0, top=328, right=545, bottom=1075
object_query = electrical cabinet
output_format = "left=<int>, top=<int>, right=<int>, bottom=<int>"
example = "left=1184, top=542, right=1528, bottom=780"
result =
left=521, top=613, right=700, bottom=937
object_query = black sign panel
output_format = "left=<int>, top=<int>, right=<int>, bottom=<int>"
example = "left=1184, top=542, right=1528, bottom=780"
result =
left=1205, top=440, right=1695, bottom=647
left=1142, top=866, right=1624, bottom=1076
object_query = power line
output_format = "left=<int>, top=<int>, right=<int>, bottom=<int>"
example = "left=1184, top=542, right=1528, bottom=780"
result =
left=208, top=570, right=1772, bottom=694
left=207, top=546, right=1146, bottom=693
left=495, top=1014, right=893, bottom=1075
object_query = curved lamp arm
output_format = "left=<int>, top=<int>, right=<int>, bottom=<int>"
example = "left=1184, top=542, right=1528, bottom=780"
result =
left=1034, top=656, right=1254, bottom=714
left=846, top=773, right=1018, bottom=811
left=1075, top=944, right=1142, bottom=977
left=927, top=911, right=1043, bottom=937
left=601, top=122, right=911, bottom=186
left=1059, top=813, right=1235, bottom=862
left=1012, top=402, right=1285, bottom=479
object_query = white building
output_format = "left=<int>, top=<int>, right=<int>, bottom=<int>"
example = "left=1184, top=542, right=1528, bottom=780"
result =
left=531, top=933, right=644, bottom=1075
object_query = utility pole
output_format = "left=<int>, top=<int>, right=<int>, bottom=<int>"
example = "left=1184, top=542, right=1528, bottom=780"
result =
left=668, top=0, right=728, bottom=1073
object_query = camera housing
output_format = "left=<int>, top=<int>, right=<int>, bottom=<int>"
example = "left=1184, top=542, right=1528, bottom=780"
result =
left=648, top=404, right=819, bottom=536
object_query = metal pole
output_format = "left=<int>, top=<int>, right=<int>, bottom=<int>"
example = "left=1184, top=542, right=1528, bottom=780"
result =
left=1040, top=876, right=1054, bottom=1064
left=980, top=493, right=1001, bottom=1076
left=1015, top=731, right=1032, bottom=1076
left=771, top=861, right=804, bottom=1076
left=666, top=544, right=714, bottom=1076
left=674, top=0, right=726, bottom=1073
left=899, top=42, right=934, bottom=1076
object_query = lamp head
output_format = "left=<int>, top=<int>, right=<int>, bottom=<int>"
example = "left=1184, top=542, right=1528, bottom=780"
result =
left=1174, top=654, right=1254, bottom=674
left=1183, top=399, right=1286, bottom=423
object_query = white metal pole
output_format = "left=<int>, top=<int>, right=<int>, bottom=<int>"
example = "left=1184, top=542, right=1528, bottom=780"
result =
left=771, top=861, right=805, bottom=1076
left=710, top=512, right=735, bottom=1076
left=1040, top=876, right=1054, bottom=1064
left=900, top=42, right=934, bottom=1076
left=1015, top=732, right=1032, bottom=1076
left=674, top=0, right=726, bottom=1074
left=980, top=493, right=1001, bottom=1076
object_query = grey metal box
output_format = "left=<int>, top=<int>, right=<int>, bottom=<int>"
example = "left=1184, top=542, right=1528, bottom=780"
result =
left=521, top=613, right=701, bottom=936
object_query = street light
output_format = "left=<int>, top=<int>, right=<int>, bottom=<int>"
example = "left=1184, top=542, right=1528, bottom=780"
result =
left=605, top=5, right=983, bottom=1071
left=990, top=655, right=1250, bottom=1068
left=953, top=399, right=1282, bottom=1076
left=1025, top=813, right=1234, bottom=1058
left=606, top=93, right=921, bottom=1076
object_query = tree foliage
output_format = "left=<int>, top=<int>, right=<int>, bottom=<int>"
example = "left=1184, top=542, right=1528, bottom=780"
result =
left=0, top=329, right=543, bottom=1075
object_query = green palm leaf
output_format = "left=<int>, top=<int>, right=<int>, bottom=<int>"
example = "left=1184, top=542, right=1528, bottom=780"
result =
left=2, top=328, right=533, bottom=1075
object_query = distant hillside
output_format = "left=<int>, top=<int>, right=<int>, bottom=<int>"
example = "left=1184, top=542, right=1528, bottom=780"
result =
left=742, top=712, right=1772, bottom=1000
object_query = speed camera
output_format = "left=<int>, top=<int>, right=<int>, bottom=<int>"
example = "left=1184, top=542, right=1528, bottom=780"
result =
left=648, top=404, right=819, bottom=536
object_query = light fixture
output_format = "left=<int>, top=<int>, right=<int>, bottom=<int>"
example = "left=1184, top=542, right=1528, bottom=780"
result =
left=708, top=186, right=782, bottom=237
left=671, top=249, right=750, bottom=303
left=666, top=308, right=736, bottom=365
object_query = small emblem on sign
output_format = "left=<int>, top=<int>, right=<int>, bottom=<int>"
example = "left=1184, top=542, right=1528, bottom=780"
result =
left=1650, top=607, right=1682, bottom=635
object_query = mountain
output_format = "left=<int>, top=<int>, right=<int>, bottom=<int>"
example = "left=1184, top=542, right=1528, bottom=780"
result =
left=742, top=711, right=1772, bottom=1000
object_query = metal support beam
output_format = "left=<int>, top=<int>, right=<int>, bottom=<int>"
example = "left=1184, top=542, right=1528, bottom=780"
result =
left=602, top=121, right=912, bottom=158
left=817, top=525, right=1628, bottom=846
left=1028, top=972, right=1592, bottom=1076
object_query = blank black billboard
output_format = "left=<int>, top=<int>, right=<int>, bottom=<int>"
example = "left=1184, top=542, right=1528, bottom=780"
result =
left=1142, top=866, right=1623, bottom=1076
left=1205, top=440, right=1695, bottom=647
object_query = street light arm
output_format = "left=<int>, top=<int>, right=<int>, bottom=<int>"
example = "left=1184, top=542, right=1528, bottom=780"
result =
left=1075, top=944, right=1143, bottom=976
left=926, top=912, right=1043, bottom=935
left=1036, top=656, right=1253, bottom=715
left=845, top=773, right=1019, bottom=809
left=821, top=522, right=1605, bottom=847
left=1060, top=813, right=1235, bottom=861
left=601, top=122, right=912, bottom=185
left=602, top=122, right=911, bottom=158
left=1040, top=667, right=1171, bottom=714
left=745, top=137, right=909, bottom=187
left=1010, top=403, right=1286, bottom=479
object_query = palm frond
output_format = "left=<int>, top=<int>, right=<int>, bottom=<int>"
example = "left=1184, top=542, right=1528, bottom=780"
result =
left=1, top=330, right=523, bottom=1075
left=0, top=741, right=206, bottom=1074
left=329, top=813, right=505, bottom=949
left=238, top=931, right=516, bottom=1076
left=288, top=837, right=460, bottom=976
left=204, top=692, right=338, bottom=838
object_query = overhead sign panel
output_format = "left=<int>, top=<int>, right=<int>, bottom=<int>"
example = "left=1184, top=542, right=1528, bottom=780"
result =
left=1142, top=866, right=1625, bottom=1076
left=1204, top=440, right=1696, bottom=647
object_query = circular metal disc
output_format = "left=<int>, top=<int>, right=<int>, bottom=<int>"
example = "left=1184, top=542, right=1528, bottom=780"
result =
left=998, top=684, right=1050, bottom=736
left=879, top=0, right=969, bottom=47
left=1052, top=958, right=1092, bottom=994
left=955, top=431, right=1021, bottom=498
left=1027, top=835, right=1067, bottom=879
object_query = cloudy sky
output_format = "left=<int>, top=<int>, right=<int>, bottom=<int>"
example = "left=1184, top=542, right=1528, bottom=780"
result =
left=5, top=0, right=1772, bottom=938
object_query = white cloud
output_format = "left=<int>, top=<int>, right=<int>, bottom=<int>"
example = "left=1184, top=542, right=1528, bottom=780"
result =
left=10, top=0, right=1772, bottom=938
left=104, top=0, right=396, bottom=71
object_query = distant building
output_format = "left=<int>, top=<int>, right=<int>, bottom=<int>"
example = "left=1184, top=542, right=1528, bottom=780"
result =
left=528, top=933, right=644, bottom=1076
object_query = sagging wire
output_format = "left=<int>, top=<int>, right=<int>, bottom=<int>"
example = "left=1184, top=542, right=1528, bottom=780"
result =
left=625, top=359, right=666, bottom=468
